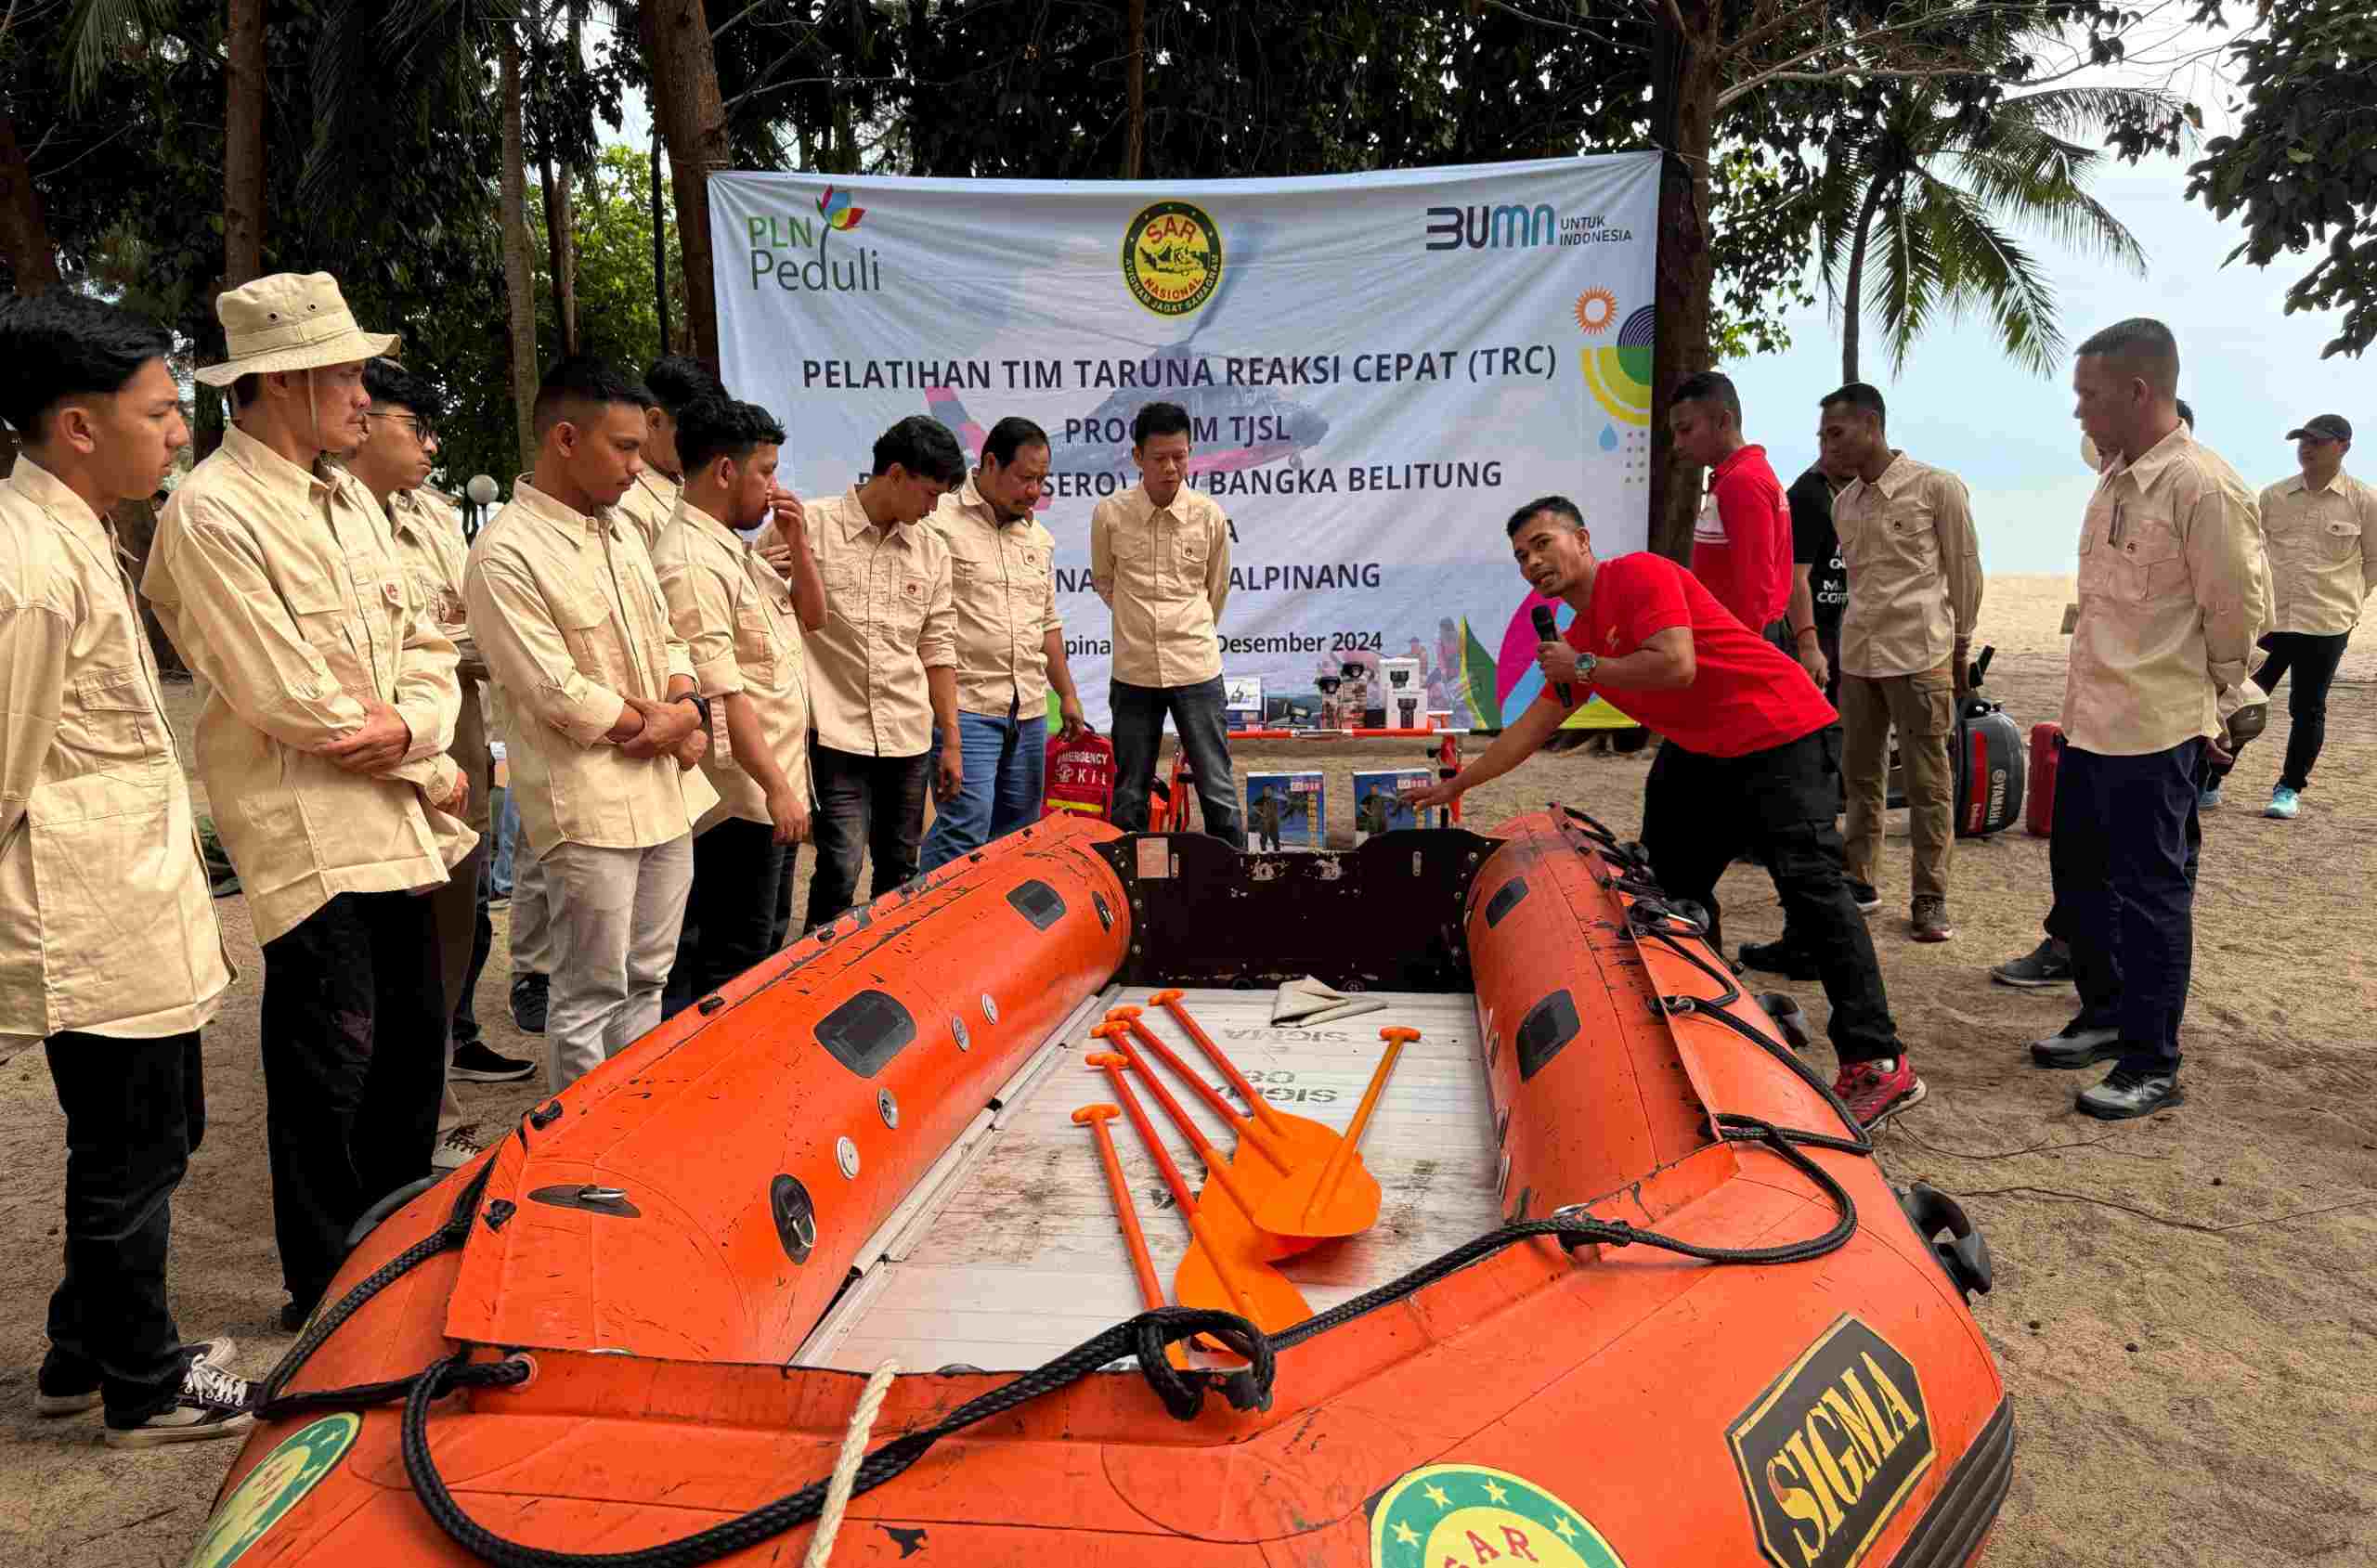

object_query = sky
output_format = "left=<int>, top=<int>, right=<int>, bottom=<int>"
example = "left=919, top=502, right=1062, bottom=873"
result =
left=1726, top=148, right=2366, bottom=575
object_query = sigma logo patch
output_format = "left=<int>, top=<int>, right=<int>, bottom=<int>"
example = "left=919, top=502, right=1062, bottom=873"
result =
left=1727, top=1315, right=1934, bottom=1568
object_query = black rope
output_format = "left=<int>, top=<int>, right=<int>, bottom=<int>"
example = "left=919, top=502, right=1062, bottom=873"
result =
left=383, top=1109, right=1868, bottom=1568
left=253, top=1149, right=500, bottom=1415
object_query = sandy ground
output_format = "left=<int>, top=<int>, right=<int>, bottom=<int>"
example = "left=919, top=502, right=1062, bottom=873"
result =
left=5, top=574, right=2374, bottom=1566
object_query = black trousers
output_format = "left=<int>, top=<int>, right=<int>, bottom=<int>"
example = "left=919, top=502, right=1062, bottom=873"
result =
left=1110, top=675, right=1244, bottom=847
left=259, top=888, right=446, bottom=1314
left=806, top=743, right=932, bottom=929
left=1643, top=730, right=1899, bottom=1065
left=666, top=816, right=790, bottom=1017
left=42, top=1031, right=203, bottom=1424
left=1774, top=620, right=1845, bottom=944
left=449, top=852, right=495, bottom=1047
left=2207, top=630, right=2350, bottom=792
left=2051, top=741, right=2202, bottom=1074
left=2042, top=747, right=2209, bottom=956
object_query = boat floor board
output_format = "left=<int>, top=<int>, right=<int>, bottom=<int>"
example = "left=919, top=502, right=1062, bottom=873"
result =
left=794, top=987, right=1500, bottom=1371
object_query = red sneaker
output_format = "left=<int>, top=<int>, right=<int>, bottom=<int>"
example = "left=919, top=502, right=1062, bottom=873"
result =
left=1834, top=1056, right=1927, bottom=1130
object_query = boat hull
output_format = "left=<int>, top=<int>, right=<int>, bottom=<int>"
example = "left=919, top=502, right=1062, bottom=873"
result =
left=191, top=812, right=2009, bottom=1568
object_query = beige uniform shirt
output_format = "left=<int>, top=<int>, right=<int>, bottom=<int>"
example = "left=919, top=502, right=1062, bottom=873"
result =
left=651, top=498, right=813, bottom=832
left=464, top=479, right=716, bottom=860
left=0, top=460, right=236, bottom=1043
left=613, top=470, right=682, bottom=551
left=2258, top=470, right=2377, bottom=636
left=803, top=487, right=956, bottom=758
left=386, top=486, right=491, bottom=834
left=1833, top=453, right=1983, bottom=679
left=927, top=477, right=1063, bottom=718
left=2065, top=427, right=2271, bottom=756
left=1089, top=483, right=1230, bottom=687
left=143, top=425, right=471, bottom=945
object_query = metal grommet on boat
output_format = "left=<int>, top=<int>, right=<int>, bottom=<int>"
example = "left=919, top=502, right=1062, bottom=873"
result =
left=837, top=1136, right=861, bottom=1178
left=877, top=1088, right=900, bottom=1129
left=981, top=993, right=999, bottom=1023
left=951, top=1016, right=970, bottom=1052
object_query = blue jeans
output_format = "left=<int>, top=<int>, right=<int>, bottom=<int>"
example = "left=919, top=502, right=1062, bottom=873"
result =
left=489, top=785, right=519, bottom=898
left=1111, top=675, right=1243, bottom=848
left=921, top=711, right=1047, bottom=872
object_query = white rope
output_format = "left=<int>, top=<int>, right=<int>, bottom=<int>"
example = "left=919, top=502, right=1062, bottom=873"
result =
left=802, top=1359, right=900, bottom=1568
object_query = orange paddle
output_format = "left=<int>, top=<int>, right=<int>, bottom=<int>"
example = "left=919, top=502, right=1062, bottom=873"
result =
left=1253, top=1027, right=1413, bottom=1239
left=1106, top=1007, right=1299, bottom=1173
left=1148, top=989, right=1340, bottom=1159
left=1072, top=1104, right=1188, bottom=1370
left=1085, top=1042, right=1311, bottom=1261
left=1086, top=1055, right=1308, bottom=1335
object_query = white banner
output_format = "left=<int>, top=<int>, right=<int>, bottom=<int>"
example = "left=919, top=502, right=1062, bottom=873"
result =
left=710, top=154, right=1658, bottom=730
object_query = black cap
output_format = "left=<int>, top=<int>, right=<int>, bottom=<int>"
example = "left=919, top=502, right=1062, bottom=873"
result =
left=2285, top=414, right=2351, bottom=443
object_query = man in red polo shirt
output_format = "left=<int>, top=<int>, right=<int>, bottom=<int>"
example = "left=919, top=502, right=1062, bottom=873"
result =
left=1417, top=496, right=1923, bottom=1130
left=1671, top=369, right=1794, bottom=641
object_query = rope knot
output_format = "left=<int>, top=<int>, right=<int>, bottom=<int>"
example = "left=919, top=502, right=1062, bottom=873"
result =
left=1131, top=1308, right=1274, bottom=1420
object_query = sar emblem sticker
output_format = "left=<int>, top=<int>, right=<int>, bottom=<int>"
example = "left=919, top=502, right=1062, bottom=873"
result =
left=185, top=1412, right=361, bottom=1568
left=1370, top=1462, right=1627, bottom=1568
left=1122, top=200, right=1223, bottom=317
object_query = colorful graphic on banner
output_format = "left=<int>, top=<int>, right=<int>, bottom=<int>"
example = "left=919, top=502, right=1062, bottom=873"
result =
left=713, top=155, right=1660, bottom=728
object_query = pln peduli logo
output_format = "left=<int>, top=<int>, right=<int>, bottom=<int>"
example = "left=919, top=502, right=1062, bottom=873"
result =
left=1122, top=200, right=1223, bottom=317
left=746, top=183, right=882, bottom=295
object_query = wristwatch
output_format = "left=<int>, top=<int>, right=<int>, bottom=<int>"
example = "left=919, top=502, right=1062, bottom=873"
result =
left=674, top=692, right=712, bottom=732
left=1575, top=651, right=1599, bottom=686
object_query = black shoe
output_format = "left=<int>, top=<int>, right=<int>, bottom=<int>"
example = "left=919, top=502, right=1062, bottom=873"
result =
left=1992, top=938, right=2074, bottom=989
left=1846, top=880, right=1881, bottom=913
left=2029, top=1022, right=2122, bottom=1069
left=1740, top=939, right=1821, bottom=981
left=451, top=1041, right=536, bottom=1082
left=509, top=973, right=549, bottom=1034
left=2076, top=1067, right=2183, bottom=1120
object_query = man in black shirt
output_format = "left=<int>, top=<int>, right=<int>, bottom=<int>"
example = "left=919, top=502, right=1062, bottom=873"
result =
left=1743, top=460, right=1855, bottom=979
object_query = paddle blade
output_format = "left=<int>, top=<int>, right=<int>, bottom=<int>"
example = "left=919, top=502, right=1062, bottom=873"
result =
left=1174, top=1240, right=1310, bottom=1335
left=1253, top=1158, right=1384, bottom=1239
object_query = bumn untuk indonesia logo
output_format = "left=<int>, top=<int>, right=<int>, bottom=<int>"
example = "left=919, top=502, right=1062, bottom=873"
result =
left=746, top=184, right=882, bottom=294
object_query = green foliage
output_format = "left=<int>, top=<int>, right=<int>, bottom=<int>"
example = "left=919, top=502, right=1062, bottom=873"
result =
left=2187, top=0, right=2377, bottom=358
left=1798, top=81, right=2172, bottom=379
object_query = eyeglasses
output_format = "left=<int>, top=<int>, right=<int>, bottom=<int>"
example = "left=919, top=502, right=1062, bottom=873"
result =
left=366, top=411, right=435, bottom=443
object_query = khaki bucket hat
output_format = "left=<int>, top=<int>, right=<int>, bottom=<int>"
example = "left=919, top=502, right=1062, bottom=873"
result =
left=194, top=271, right=399, bottom=388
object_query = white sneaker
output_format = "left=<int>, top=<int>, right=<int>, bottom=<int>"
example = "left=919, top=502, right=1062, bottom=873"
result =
left=431, top=1123, right=484, bottom=1172
left=101, top=1348, right=253, bottom=1449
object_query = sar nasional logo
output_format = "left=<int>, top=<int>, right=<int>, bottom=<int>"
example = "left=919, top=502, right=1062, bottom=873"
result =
left=745, top=184, right=882, bottom=295
left=1369, top=1462, right=1627, bottom=1568
left=1122, top=200, right=1223, bottom=317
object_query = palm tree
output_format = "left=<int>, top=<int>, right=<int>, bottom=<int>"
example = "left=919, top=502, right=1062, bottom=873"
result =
left=1799, top=83, right=2184, bottom=383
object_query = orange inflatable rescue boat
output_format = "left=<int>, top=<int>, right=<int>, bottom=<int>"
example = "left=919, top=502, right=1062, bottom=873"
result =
left=188, top=810, right=2010, bottom=1567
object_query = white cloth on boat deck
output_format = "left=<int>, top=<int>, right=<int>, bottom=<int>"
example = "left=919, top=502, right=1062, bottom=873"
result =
left=1272, top=976, right=1389, bottom=1026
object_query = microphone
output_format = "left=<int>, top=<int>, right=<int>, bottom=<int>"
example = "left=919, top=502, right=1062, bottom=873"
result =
left=1531, top=604, right=1572, bottom=706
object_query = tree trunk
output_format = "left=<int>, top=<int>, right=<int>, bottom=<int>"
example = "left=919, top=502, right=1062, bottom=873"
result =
left=111, top=497, right=189, bottom=677
left=0, top=110, right=61, bottom=294
left=540, top=149, right=578, bottom=356
left=1839, top=175, right=1887, bottom=385
left=500, top=33, right=540, bottom=472
left=644, top=0, right=732, bottom=370
left=1121, top=0, right=1147, bottom=178
left=224, top=0, right=267, bottom=290
left=1646, top=6, right=1720, bottom=564
left=651, top=130, right=671, bottom=354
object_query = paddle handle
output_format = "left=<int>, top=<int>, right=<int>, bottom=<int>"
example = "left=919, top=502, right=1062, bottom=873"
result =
left=1075, top=1106, right=1164, bottom=1312
left=1119, top=1015, right=1294, bottom=1172
left=1152, top=989, right=1294, bottom=1139
left=1302, top=1028, right=1415, bottom=1229
left=1099, top=1028, right=1269, bottom=1218
left=1087, top=1048, right=1198, bottom=1213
